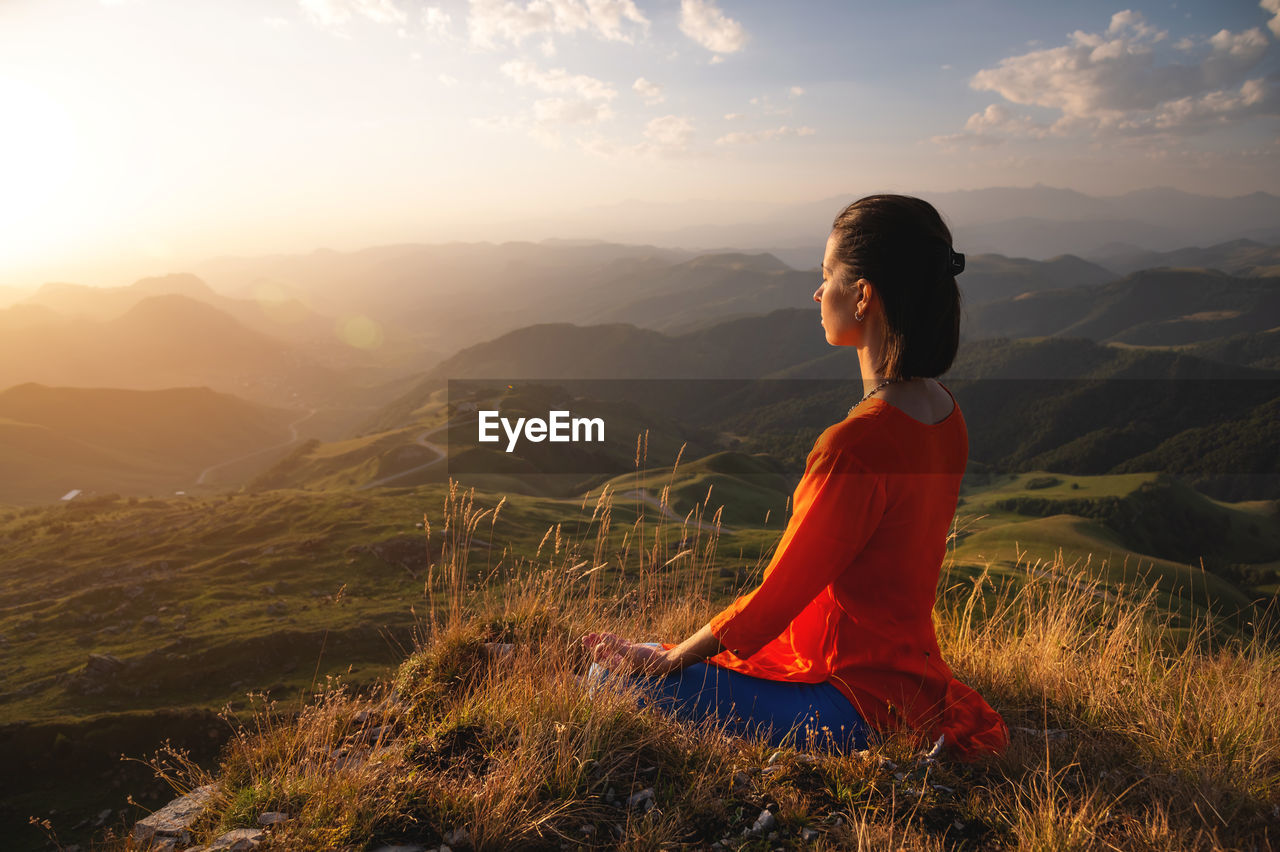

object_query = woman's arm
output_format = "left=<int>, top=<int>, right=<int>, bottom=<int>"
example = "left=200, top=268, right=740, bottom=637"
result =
left=582, top=623, right=725, bottom=677
left=708, top=448, right=885, bottom=659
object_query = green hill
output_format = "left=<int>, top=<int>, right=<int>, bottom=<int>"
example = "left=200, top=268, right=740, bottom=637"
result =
left=0, top=384, right=296, bottom=503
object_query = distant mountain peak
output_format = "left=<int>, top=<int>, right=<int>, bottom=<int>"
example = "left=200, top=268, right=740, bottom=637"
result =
left=129, top=272, right=215, bottom=297
left=683, top=251, right=790, bottom=272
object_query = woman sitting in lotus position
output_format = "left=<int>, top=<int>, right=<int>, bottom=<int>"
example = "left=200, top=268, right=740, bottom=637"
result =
left=582, top=195, right=1008, bottom=761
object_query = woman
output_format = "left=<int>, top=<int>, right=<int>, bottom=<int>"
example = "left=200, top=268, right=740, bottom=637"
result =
left=582, top=195, right=1008, bottom=761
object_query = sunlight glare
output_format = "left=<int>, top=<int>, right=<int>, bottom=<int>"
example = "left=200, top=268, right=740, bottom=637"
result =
left=0, top=77, right=77, bottom=235
left=336, top=314, right=384, bottom=349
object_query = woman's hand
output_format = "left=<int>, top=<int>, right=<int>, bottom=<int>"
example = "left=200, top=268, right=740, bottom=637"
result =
left=580, top=631, right=685, bottom=677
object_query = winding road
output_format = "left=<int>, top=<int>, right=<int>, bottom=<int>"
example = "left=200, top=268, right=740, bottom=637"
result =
left=358, top=402, right=499, bottom=490
left=194, top=408, right=318, bottom=486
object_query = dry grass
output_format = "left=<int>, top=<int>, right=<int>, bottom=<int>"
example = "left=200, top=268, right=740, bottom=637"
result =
left=112, top=476, right=1279, bottom=851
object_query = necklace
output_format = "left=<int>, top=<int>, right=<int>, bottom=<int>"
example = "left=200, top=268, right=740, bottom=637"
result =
left=848, top=376, right=913, bottom=417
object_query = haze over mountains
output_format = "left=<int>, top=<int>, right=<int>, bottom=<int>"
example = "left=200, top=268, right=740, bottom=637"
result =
left=2, top=184, right=1279, bottom=506
left=498, top=185, right=1280, bottom=267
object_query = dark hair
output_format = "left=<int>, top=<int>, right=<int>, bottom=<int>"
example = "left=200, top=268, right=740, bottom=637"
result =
left=829, top=194, right=962, bottom=380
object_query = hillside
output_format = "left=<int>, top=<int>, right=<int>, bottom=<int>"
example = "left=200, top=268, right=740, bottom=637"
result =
left=357, top=315, right=1279, bottom=498
left=0, top=384, right=296, bottom=503
left=0, top=295, right=296, bottom=394
left=965, top=268, right=1280, bottom=344
left=1091, top=237, right=1280, bottom=277
left=21, top=273, right=336, bottom=345
left=14, top=473, right=1275, bottom=852
left=1184, top=327, right=1280, bottom=371
left=578, top=252, right=816, bottom=332
left=959, top=253, right=1115, bottom=305
left=0, top=293, right=416, bottom=414
left=3, top=439, right=1276, bottom=850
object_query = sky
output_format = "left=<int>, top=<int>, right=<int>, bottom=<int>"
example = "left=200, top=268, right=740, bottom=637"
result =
left=2, top=0, right=1279, bottom=288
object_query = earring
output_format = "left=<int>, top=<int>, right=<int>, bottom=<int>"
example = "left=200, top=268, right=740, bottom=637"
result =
left=854, top=310, right=864, bottom=322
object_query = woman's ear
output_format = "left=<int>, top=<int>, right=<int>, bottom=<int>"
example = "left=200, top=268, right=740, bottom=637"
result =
left=854, top=278, right=875, bottom=314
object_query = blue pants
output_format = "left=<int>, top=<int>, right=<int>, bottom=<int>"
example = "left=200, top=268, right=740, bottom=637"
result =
left=588, top=646, right=870, bottom=752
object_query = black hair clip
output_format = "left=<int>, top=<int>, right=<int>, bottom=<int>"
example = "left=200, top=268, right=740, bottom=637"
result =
left=949, top=248, right=965, bottom=275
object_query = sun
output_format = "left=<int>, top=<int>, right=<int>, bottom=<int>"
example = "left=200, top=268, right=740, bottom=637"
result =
left=0, top=76, right=78, bottom=257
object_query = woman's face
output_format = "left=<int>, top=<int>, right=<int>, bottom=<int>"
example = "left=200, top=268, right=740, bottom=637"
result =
left=814, top=230, right=863, bottom=346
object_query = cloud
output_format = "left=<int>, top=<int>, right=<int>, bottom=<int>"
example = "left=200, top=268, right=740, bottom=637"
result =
left=577, top=114, right=696, bottom=158
left=950, top=9, right=1276, bottom=143
left=438, top=72, right=459, bottom=86
left=533, top=97, right=615, bottom=125
left=1261, top=0, right=1280, bottom=37
left=645, top=114, right=694, bottom=148
left=501, top=60, right=617, bottom=100
left=746, top=93, right=791, bottom=116
left=715, top=125, right=815, bottom=146
left=679, top=0, right=746, bottom=54
left=789, top=86, right=805, bottom=97
left=423, top=6, right=453, bottom=38
left=488, top=60, right=618, bottom=145
left=633, top=77, right=664, bottom=105
left=931, top=104, right=1051, bottom=148
left=467, top=0, right=649, bottom=49
left=299, top=0, right=407, bottom=29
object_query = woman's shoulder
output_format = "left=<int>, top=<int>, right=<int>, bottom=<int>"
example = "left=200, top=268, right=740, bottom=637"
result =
left=809, top=406, right=893, bottom=468
left=808, top=390, right=967, bottom=479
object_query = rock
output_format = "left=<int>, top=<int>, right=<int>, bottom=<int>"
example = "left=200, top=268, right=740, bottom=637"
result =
left=206, top=828, right=264, bottom=850
left=627, top=788, right=655, bottom=811
left=767, top=750, right=784, bottom=765
left=439, top=846, right=452, bottom=852
left=142, top=614, right=160, bottom=629
left=85, top=653, right=125, bottom=678
left=133, top=784, right=220, bottom=845
left=919, top=733, right=946, bottom=763
left=731, top=770, right=751, bottom=794
left=93, top=808, right=113, bottom=826
left=443, top=827, right=470, bottom=848
left=801, top=827, right=819, bottom=842
left=369, top=846, right=426, bottom=852
left=265, top=602, right=287, bottom=616
left=750, top=809, right=776, bottom=835
left=256, top=811, right=288, bottom=825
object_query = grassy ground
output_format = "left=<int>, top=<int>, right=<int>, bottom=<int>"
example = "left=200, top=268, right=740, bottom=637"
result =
left=84, top=480, right=1280, bottom=852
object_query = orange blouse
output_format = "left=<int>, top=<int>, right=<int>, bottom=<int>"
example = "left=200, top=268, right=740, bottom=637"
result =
left=705, top=383, right=1008, bottom=761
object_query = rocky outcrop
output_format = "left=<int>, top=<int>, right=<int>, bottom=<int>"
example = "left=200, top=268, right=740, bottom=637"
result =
left=133, top=783, right=220, bottom=847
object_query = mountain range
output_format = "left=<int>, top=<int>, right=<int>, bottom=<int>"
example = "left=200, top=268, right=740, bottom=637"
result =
left=500, top=186, right=1280, bottom=264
